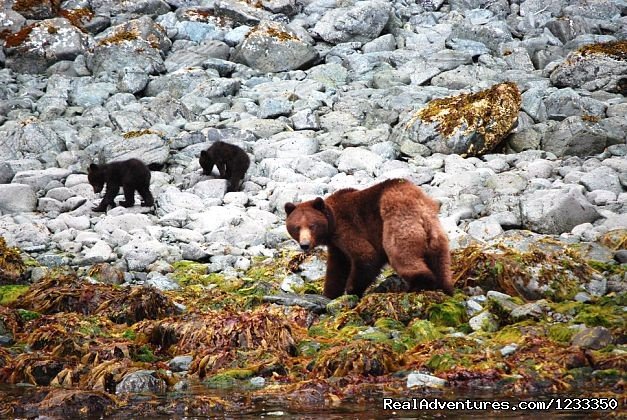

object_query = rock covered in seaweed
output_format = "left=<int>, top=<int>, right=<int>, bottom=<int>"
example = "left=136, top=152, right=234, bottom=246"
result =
left=391, top=82, right=521, bottom=157
left=550, top=41, right=627, bottom=93
left=4, top=18, right=93, bottom=74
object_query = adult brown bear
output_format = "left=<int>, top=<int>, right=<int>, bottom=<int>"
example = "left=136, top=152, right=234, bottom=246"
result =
left=284, top=179, right=453, bottom=299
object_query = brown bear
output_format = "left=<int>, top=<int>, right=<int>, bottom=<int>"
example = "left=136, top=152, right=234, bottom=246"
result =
left=284, top=178, right=453, bottom=299
left=199, top=141, right=250, bottom=192
left=88, top=158, right=154, bottom=212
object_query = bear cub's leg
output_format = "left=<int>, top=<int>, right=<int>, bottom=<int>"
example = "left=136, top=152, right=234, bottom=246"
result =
left=138, top=186, right=154, bottom=207
left=119, top=184, right=136, bottom=207
left=94, top=183, right=120, bottom=212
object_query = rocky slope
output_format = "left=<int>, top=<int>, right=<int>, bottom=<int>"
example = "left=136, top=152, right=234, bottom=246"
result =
left=0, top=0, right=625, bottom=416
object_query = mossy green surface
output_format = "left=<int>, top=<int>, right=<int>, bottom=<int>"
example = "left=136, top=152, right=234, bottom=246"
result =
left=427, top=300, right=467, bottom=327
left=0, top=285, right=29, bottom=306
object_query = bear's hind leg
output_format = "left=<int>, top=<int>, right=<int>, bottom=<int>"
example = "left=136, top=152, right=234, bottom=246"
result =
left=119, top=184, right=136, bottom=207
left=323, top=245, right=350, bottom=299
left=389, top=256, right=438, bottom=292
left=426, top=250, right=454, bottom=295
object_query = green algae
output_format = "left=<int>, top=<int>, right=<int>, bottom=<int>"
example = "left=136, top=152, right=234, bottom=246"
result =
left=0, top=285, right=29, bottom=306
left=548, top=324, right=576, bottom=343
left=407, top=319, right=442, bottom=343
left=425, top=353, right=458, bottom=372
left=133, top=345, right=156, bottom=363
left=16, top=308, right=39, bottom=321
left=427, top=300, right=467, bottom=327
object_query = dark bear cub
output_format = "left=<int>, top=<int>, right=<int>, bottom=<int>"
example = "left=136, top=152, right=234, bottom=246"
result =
left=88, top=158, right=154, bottom=212
left=199, top=141, right=250, bottom=192
left=285, top=179, right=453, bottom=299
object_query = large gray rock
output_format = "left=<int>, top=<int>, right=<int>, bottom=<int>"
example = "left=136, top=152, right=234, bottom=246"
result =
left=12, top=168, right=71, bottom=192
left=550, top=41, right=627, bottom=93
left=116, top=370, right=167, bottom=395
left=4, top=18, right=92, bottom=74
left=312, top=0, right=391, bottom=44
left=541, top=116, right=622, bottom=157
left=232, top=21, right=318, bottom=73
left=101, top=133, right=170, bottom=166
left=580, top=167, right=623, bottom=195
left=87, top=16, right=172, bottom=76
left=448, top=21, right=513, bottom=53
left=0, top=184, right=38, bottom=213
left=544, top=88, right=607, bottom=121
left=521, top=187, right=601, bottom=234
left=0, top=121, right=66, bottom=162
left=390, top=83, right=521, bottom=157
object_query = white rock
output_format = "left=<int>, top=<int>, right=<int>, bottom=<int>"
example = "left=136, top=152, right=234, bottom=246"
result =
left=406, top=372, right=447, bottom=389
left=0, top=184, right=37, bottom=213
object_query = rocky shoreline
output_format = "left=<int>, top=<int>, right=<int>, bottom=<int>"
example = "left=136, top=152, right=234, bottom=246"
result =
left=0, top=0, right=625, bottom=416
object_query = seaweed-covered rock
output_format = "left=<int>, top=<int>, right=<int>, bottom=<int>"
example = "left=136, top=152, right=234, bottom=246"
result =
left=0, top=238, right=27, bottom=284
left=232, top=20, right=318, bottom=73
left=29, top=389, right=118, bottom=418
left=453, top=241, right=600, bottom=301
left=312, top=340, right=399, bottom=378
left=550, top=41, right=627, bottom=93
left=4, top=18, right=92, bottom=74
left=391, top=82, right=521, bottom=157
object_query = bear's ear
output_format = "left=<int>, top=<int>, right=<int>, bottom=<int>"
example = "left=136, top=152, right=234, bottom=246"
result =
left=88, top=163, right=98, bottom=173
left=313, top=197, right=325, bottom=212
left=285, top=202, right=296, bottom=215
left=200, top=150, right=207, bottom=157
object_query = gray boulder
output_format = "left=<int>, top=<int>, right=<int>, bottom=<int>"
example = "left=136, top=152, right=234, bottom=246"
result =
left=391, top=82, right=521, bottom=157
left=521, top=187, right=601, bottom=234
left=541, top=116, right=622, bottom=157
left=87, top=16, right=172, bottom=76
left=0, top=184, right=37, bottom=213
left=544, top=88, right=607, bottom=120
left=232, top=21, right=318, bottom=73
left=116, top=370, right=167, bottom=395
left=101, top=133, right=170, bottom=166
left=12, top=168, right=71, bottom=192
left=312, top=1, right=392, bottom=44
left=4, top=18, right=92, bottom=74
left=550, top=41, right=627, bottom=93
left=0, top=121, right=66, bottom=162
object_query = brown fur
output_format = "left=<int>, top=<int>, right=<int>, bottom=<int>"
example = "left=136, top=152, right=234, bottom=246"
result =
left=285, top=179, right=453, bottom=299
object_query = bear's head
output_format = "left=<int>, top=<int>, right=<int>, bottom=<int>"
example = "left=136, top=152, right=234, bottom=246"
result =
left=285, top=197, right=330, bottom=251
left=199, top=150, right=214, bottom=175
left=87, top=163, right=105, bottom=193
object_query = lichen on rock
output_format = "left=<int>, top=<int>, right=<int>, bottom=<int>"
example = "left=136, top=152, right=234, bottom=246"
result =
left=392, top=82, right=521, bottom=157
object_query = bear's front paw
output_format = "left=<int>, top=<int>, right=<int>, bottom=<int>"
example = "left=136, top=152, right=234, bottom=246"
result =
left=92, top=205, right=107, bottom=212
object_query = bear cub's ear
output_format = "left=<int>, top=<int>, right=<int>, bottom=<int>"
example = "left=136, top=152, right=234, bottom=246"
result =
left=88, top=163, right=99, bottom=173
left=285, top=202, right=296, bottom=215
left=313, top=197, right=325, bottom=211
left=200, top=150, right=207, bottom=157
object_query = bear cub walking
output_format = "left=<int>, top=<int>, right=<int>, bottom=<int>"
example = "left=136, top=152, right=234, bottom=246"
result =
left=199, top=141, right=250, bottom=192
left=88, top=158, right=154, bottom=212
left=285, top=179, right=453, bottom=299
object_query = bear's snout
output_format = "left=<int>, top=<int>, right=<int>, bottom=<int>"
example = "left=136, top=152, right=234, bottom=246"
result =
left=299, top=241, right=310, bottom=251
